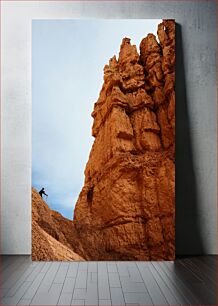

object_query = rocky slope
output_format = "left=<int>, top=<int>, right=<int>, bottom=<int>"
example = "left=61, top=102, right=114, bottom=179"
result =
left=32, top=188, right=85, bottom=261
left=73, top=19, right=175, bottom=260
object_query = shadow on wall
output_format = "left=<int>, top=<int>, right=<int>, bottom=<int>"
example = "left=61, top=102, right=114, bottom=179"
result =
left=175, top=23, right=205, bottom=255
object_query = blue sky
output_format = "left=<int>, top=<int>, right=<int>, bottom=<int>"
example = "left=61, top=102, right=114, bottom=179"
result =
left=32, top=19, right=161, bottom=220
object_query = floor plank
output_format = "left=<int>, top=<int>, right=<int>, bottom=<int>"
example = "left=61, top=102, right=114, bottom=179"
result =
left=30, top=283, right=63, bottom=305
left=17, top=298, right=32, bottom=305
left=147, top=263, right=179, bottom=305
left=137, top=262, right=168, bottom=305
left=190, top=257, right=216, bottom=282
left=57, top=292, right=72, bottom=305
left=2, top=265, right=30, bottom=291
left=98, top=262, right=111, bottom=300
left=1, top=256, right=31, bottom=288
left=152, top=261, right=190, bottom=304
left=159, top=262, right=214, bottom=305
left=62, top=277, right=76, bottom=293
left=108, top=272, right=121, bottom=288
left=124, top=292, right=153, bottom=305
left=71, top=299, right=85, bottom=305
left=1, top=256, right=14, bottom=272
left=110, top=287, right=125, bottom=305
left=36, top=262, right=61, bottom=293
left=2, top=281, right=32, bottom=305
left=23, top=262, right=52, bottom=300
left=99, top=299, right=112, bottom=305
left=4, top=261, right=43, bottom=298
left=53, top=262, right=69, bottom=284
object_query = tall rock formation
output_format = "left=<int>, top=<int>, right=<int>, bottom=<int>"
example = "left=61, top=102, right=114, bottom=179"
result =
left=73, top=20, right=175, bottom=260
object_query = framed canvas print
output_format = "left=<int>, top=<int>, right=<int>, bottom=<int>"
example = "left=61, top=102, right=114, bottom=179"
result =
left=32, top=19, right=175, bottom=261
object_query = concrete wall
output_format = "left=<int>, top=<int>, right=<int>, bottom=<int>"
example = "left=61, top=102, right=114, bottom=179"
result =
left=1, top=1, right=217, bottom=255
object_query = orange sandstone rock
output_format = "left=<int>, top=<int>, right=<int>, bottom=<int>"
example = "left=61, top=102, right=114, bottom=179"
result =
left=73, top=19, right=175, bottom=260
left=32, top=188, right=86, bottom=261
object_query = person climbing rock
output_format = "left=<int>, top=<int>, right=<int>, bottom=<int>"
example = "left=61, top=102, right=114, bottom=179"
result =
left=39, top=187, right=48, bottom=199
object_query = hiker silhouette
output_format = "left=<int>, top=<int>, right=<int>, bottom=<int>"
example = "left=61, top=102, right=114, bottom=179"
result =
left=39, top=187, right=48, bottom=198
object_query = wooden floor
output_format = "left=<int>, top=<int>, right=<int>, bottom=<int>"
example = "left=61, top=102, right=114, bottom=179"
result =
left=0, top=256, right=217, bottom=305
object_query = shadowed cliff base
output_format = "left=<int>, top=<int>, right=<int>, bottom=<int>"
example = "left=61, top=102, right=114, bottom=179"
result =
left=32, top=19, right=176, bottom=261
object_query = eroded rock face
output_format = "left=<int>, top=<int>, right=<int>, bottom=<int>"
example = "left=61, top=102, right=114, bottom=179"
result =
left=74, top=20, right=175, bottom=260
left=32, top=188, right=85, bottom=261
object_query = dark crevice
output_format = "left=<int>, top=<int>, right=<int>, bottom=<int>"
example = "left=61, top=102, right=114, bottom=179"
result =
left=87, top=186, right=94, bottom=204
